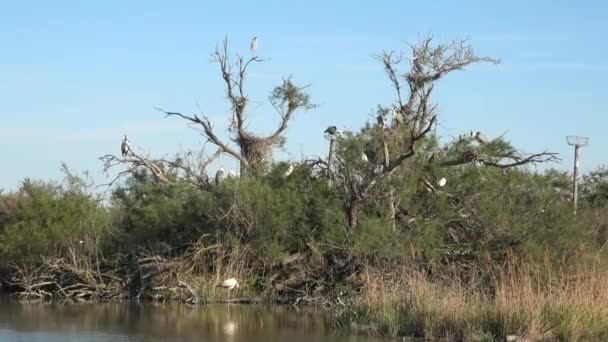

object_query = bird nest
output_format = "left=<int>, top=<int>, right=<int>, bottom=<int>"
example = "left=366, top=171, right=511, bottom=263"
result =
left=235, top=133, right=277, bottom=170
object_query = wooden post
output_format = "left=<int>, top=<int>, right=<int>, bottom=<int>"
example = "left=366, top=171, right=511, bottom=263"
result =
left=328, top=137, right=335, bottom=187
left=572, top=145, right=580, bottom=215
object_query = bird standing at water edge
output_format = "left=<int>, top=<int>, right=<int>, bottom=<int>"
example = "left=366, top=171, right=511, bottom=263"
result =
left=218, top=278, right=239, bottom=301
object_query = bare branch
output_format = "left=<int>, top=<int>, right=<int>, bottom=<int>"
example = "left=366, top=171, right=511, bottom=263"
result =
left=157, top=108, right=249, bottom=168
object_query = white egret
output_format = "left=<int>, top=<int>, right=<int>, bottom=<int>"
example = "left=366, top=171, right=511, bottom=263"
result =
left=218, top=277, right=240, bottom=300
left=437, top=177, right=447, bottom=187
left=361, top=152, right=369, bottom=163
left=284, top=164, right=294, bottom=177
left=215, top=166, right=225, bottom=185
left=219, top=278, right=239, bottom=289
left=250, top=37, right=258, bottom=53
left=228, top=170, right=239, bottom=178
left=121, top=135, right=130, bottom=157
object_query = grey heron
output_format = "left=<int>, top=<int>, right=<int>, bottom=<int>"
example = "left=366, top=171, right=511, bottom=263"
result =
left=324, top=126, right=338, bottom=135
left=392, top=109, right=403, bottom=127
left=121, top=135, right=130, bottom=157
left=215, top=166, right=225, bottom=185
left=474, top=131, right=488, bottom=144
left=250, top=37, right=258, bottom=54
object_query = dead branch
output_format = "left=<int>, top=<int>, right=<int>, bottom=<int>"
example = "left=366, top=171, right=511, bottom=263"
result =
left=99, top=136, right=220, bottom=189
left=159, top=37, right=314, bottom=176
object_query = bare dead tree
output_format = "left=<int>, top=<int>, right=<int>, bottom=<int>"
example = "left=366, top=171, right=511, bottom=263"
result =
left=157, top=37, right=316, bottom=177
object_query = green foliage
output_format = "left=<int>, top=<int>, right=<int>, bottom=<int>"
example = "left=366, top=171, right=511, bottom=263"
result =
left=0, top=176, right=111, bottom=268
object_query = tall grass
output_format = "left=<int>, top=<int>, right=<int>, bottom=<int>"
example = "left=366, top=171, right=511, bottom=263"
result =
left=331, top=255, right=608, bottom=341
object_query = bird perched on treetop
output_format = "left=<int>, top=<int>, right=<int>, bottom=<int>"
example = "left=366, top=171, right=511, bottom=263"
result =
left=324, top=126, right=338, bottom=135
left=121, top=135, right=130, bottom=157
left=376, top=115, right=385, bottom=127
left=250, top=37, right=258, bottom=54
left=474, top=131, right=488, bottom=144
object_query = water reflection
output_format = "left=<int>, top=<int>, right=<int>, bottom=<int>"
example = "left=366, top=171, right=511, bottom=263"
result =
left=0, top=298, right=381, bottom=342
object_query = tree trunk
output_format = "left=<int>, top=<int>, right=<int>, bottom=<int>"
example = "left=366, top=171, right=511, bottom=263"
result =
left=347, top=199, right=362, bottom=231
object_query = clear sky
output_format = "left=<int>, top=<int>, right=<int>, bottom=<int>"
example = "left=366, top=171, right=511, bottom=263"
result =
left=1, top=0, right=607, bottom=191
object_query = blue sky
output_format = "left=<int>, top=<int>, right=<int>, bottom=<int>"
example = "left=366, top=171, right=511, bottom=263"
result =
left=1, top=1, right=607, bottom=191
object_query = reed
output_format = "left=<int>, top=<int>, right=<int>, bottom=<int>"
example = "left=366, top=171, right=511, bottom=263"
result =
left=330, top=256, right=608, bottom=341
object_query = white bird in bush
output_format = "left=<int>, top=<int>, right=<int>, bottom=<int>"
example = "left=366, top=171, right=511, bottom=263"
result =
left=284, top=164, right=294, bottom=177
left=437, top=177, right=447, bottom=187
left=361, top=152, right=369, bottom=163
left=219, top=278, right=239, bottom=290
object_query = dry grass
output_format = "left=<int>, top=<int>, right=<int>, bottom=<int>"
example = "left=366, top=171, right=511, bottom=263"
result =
left=331, top=256, right=608, bottom=341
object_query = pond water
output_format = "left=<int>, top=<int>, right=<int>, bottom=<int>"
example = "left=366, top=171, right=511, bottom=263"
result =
left=0, top=299, right=382, bottom=342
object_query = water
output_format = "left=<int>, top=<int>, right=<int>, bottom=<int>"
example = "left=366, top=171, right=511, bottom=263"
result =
left=0, top=299, right=382, bottom=342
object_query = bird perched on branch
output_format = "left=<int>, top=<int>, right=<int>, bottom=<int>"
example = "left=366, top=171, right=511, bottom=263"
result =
left=474, top=131, right=488, bottom=144
left=215, top=166, right=225, bottom=185
left=121, top=135, right=130, bottom=157
left=376, top=115, right=385, bottom=127
left=392, top=109, right=404, bottom=127
left=250, top=37, right=258, bottom=54
left=323, top=126, right=340, bottom=139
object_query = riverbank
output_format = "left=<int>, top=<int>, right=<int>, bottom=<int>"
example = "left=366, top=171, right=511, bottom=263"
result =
left=329, top=259, right=608, bottom=341
left=5, top=250, right=608, bottom=341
